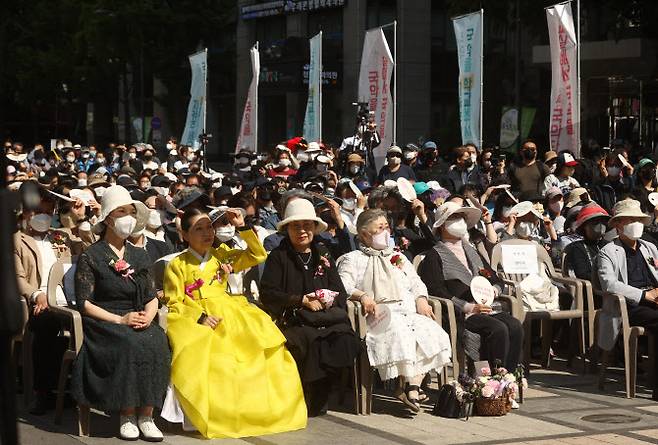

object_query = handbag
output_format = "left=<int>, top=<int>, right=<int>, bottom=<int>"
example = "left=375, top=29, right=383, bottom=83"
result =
left=295, top=306, right=349, bottom=328
left=432, top=384, right=474, bottom=419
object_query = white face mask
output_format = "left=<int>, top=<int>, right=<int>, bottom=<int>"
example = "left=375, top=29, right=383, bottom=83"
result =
left=215, top=225, right=235, bottom=242
left=187, top=153, right=195, bottom=162
left=78, top=179, right=88, bottom=187
left=622, top=221, right=644, bottom=240
left=169, top=149, right=178, bottom=156
left=370, top=230, right=390, bottom=250
left=147, top=209, right=162, bottom=229
left=128, top=152, right=137, bottom=160
left=388, top=157, right=401, bottom=166
left=279, top=158, right=291, bottom=168
left=445, top=217, right=468, bottom=238
left=110, top=215, right=137, bottom=239
left=342, top=198, right=356, bottom=211
left=297, top=152, right=309, bottom=163
left=607, top=166, right=621, bottom=177
left=96, top=157, right=106, bottom=165
left=348, top=164, right=360, bottom=175
left=66, top=155, right=75, bottom=163
left=470, top=153, right=477, bottom=164
left=29, top=213, right=52, bottom=233
left=516, top=221, right=535, bottom=238
left=404, top=151, right=416, bottom=160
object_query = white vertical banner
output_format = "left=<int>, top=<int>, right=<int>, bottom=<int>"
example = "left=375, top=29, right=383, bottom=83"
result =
left=546, top=2, right=579, bottom=156
left=358, top=28, right=394, bottom=170
left=453, top=10, right=483, bottom=147
left=180, top=49, right=207, bottom=148
left=236, top=44, right=260, bottom=153
left=303, top=32, right=322, bottom=142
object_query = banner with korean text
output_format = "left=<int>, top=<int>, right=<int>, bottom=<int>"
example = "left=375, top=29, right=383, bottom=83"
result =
left=358, top=28, right=394, bottom=170
left=303, top=32, right=322, bottom=142
left=453, top=10, right=483, bottom=147
left=236, top=44, right=260, bottom=153
left=546, top=2, right=579, bottom=156
left=181, top=49, right=207, bottom=148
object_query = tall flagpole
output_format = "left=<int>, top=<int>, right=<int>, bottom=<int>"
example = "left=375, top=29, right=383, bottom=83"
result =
left=577, top=0, right=581, bottom=156
left=479, top=9, right=484, bottom=150
left=203, top=48, right=208, bottom=136
left=319, top=31, right=323, bottom=142
left=254, top=41, right=259, bottom=152
left=393, top=20, right=397, bottom=145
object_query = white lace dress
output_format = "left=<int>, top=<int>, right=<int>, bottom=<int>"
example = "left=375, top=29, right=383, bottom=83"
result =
left=337, top=250, right=452, bottom=380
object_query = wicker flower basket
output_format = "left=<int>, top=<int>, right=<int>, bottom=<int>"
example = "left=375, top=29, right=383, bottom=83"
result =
left=474, top=395, right=511, bottom=416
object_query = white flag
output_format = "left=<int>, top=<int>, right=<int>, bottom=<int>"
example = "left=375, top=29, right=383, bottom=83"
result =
left=180, top=50, right=207, bottom=148
left=453, top=10, right=483, bottom=147
left=303, top=32, right=322, bottom=143
left=358, top=28, right=394, bottom=170
left=546, top=3, right=579, bottom=156
left=236, top=44, right=260, bottom=153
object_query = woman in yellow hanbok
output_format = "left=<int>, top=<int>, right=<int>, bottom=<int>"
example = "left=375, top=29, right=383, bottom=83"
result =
left=163, top=207, right=307, bottom=439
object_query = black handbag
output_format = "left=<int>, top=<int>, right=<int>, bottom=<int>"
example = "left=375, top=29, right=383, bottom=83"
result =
left=294, top=306, right=349, bottom=328
left=432, top=384, right=474, bottom=419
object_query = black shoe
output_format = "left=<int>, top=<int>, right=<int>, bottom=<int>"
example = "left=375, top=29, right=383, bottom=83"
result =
left=652, top=390, right=658, bottom=402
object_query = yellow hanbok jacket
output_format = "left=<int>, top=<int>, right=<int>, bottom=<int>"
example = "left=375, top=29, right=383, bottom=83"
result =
left=164, top=229, right=307, bottom=439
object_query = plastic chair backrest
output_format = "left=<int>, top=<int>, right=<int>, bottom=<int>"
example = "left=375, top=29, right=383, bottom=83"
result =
left=412, top=254, right=426, bottom=271
left=47, top=259, right=77, bottom=307
left=490, top=238, right=554, bottom=283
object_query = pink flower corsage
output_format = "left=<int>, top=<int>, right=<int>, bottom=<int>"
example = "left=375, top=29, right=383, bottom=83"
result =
left=110, top=258, right=135, bottom=280
left=315, top=253, right=332, bottom=277
left=185, top=278, right=205, bottom=301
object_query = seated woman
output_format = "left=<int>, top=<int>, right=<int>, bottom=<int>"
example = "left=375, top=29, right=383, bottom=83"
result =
left=418, top=202, right=523, bottom=376
left=72, top=185, right=171, bottom=441
left=163, top=207, right=307, bottom=439
left=337, top=209, right=452, bottom=412
left=260, top=198, right=361, bottom=416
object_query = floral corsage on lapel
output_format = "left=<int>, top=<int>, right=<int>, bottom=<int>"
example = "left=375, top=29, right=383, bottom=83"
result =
left=390, top=253, right=404, bottom=270
left=647, top=257, right=658, bottom=271
left=50, top=232, right=67, bottom=248
left=210, top=258, right=234, bottom=285
left=185, top=278, right=205, bottom=301
left=315, top=252, right=332, bottom=278
left=479, top=268, right=494, bottom=279
left=110, top=258, right=135, bottom=281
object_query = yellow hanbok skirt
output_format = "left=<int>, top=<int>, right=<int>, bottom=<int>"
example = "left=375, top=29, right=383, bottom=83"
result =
left=164, top=248, right=307, bottom=439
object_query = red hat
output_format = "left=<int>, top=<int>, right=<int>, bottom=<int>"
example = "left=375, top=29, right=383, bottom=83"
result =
left=574, top=204, right=609, bottom=231
left=286, top=137, right=308, bottom=152
left=557, top=151, right=578, bottom=167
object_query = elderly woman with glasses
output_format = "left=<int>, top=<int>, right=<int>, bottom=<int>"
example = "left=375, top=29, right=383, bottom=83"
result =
left=337, top=209, right=452, bottom=413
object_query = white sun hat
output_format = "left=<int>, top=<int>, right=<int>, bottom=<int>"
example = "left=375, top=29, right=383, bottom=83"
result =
left=92, top=185, right=149, bottom=234
left=432, top=201, right=482, bottom=230
left=276, top=198, right=328, bottom=234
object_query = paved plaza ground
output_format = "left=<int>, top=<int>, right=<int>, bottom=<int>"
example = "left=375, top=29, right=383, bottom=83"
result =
left=16, top=361, right=658, bottom=445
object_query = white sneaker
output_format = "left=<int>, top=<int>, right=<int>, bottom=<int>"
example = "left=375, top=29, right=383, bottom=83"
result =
left=119, top=415, right=139, bottom=441
left=511, top=399, right=520, bottom=409
left=138, top=416, right=164, bottom=442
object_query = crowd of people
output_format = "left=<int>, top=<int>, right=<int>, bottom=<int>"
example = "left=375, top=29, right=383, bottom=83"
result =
left=7, top=131, right=658, bottom=441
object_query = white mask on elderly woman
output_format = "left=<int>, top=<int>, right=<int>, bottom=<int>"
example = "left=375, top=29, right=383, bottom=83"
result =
left=215, top=225, right=235, bottom=242
left=29, top=213, right=52, bottom=233
left=370, top=230, right=390, bottom=250
left=445, top=217, right=468, bottom=238
left=515, top=221, right=535, bottom=238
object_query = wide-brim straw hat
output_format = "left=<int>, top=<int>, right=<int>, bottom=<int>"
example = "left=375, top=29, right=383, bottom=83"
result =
left=276, top=198, right=328, bottom=234
left=92, top=185, right=149, bottom=234
left=432, top=201, right=481, bottom=230
left=609, top=198, right=652, bottom=226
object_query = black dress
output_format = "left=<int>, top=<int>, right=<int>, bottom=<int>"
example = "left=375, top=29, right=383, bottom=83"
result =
left=71, top=241, right=171, bottom=411
left=260, top=238, right=360, bottom=385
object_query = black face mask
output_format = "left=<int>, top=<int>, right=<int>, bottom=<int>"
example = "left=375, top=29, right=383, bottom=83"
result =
left=244, top=215, right=260, bottom=226
left=521, top=149, right=536, bottom=161
left=143, top=155, right=153, bottom=162
left=462, top=158, right=474, bottom=169
left=640, top=169, right=655, bottom=181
